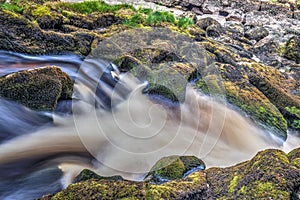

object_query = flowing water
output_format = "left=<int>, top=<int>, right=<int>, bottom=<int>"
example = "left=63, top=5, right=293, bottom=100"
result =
left=0, top=51, right=299, bottom=199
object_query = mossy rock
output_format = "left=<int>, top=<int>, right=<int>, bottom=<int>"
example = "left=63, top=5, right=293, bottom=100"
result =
left=284, top=35, right=300, bottom=64
left=144, top=155, right=205, bottom=184
left=0, top=66, right=73, bottom=111
left=114, top=48, right=198, bottom=102
left=197, top=39, right=300, bottom=139
left=73, top=169, right=124, bottom=183
left=196, top=61, right=288, bottom=139
left=206, top=149, right=300, bottom=199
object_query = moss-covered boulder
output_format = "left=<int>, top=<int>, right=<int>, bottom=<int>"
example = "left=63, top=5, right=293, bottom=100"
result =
left=0, top=66, right=73, bottom=111
left=73, top=169, right=123, bottom=183
left=196, top=39, right=300, bottom=139
left=206, top=149, right=300, bottom=199
left=144, top=155, right=205, bottom=184
left=113, top=46, right=203, bottom=102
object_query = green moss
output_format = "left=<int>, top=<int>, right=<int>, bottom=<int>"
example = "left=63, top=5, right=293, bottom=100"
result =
left=228, top=175, right=239, bottom=193
left=150, top=156, right=186, bottom=180
left=285, top=106, right=300, bottom=116
left=196, top=79, right=209, bottom=94
left=252, top=181, right=289, bottom=198
left=31, top=5, right=51, bottom=17
left=292, top=158, right=300, bottom=168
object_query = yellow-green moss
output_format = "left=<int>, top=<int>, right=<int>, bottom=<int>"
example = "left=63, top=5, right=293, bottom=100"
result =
left=31, top=5, right=51, bottom=17
left=228, top=175, right=239, bottom=193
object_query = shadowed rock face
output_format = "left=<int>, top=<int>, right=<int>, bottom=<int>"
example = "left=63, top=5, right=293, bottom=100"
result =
left=0, top=66, right=73, bottom=111
left=40, top=149, right=300, bottom=199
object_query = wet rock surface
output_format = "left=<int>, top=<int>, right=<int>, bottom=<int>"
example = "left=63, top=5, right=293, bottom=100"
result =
left=41, top=149, right=300, bottom=199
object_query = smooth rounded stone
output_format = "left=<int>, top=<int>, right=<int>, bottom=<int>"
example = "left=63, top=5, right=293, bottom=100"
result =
left=144, top=155, right=205, bottom=184
left=245, top=27, right=269, bottom=41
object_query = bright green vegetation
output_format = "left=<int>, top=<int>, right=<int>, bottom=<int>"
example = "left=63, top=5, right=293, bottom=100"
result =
left=0, top=3, right=22, bottom=13
left=56, top=0, right=193, bottom=29
left=124, top=5, right=193, bottom=28
left=0, top=0, right=194, bottom=29
left=58, top=1, right=136, bottom=14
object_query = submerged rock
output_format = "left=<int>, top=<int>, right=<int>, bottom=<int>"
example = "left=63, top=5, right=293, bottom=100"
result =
left=0, top=66, right=73, bottom=111
left=41, top=148, right=300, bottom=199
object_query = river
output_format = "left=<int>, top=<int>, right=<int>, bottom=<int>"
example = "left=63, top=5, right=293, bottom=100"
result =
left=0, top=51, right=298, bottom=199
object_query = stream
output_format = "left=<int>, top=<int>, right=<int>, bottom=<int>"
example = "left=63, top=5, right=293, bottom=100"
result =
left=0, top=51, right=299, bottom=199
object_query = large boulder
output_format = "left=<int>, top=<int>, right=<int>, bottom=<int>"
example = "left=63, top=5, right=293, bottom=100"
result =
left=0, top=66, right=73, bottom=111
left=206, top=149, right=300, bottom=199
